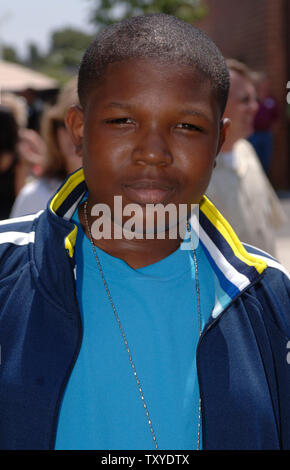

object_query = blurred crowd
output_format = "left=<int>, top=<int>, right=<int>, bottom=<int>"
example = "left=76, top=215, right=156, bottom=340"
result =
left=0, top=62, right=287, bottom=257
left=0, top=78, right=82, bottom=220
left=206, top=59, right=287, bottom=257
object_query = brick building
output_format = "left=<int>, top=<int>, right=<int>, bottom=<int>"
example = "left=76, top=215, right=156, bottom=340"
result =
left=196, top=0, right=290, bottom=189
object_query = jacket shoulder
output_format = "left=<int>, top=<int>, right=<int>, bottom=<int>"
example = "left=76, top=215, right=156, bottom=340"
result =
left=244, top=243, right=290, bottom=335
left=244, top=243, right=289, bottom=281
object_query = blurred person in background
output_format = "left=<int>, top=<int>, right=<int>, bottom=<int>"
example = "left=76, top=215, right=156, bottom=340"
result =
left=248, top=74, right=278, bottom=175
left=206, top=59, right=286, bottom=257
left=1, top=92, right=46, bottom=192
left=21, top=88, right=45, bottom=132
left=10, top=78, right=82, bottom=218
left=1, top=92, right=28, bottom=129
left=0, top=106, right=19, bottom=219
left=0, top=93, right=44, bottom=220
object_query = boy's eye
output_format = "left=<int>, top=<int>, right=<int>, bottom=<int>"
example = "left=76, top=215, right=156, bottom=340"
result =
left=176, top=123, right=203, bottom=132
left=105, top=117, right=135, bottom=125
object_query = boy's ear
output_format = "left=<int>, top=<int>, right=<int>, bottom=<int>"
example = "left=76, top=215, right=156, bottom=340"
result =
left=216, top=118, right=231, bottom=155
left=65, top=105, right=84, bottom=157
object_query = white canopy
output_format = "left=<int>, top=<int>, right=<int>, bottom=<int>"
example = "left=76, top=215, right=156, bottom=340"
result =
left=0, top=60, right=58, bottom=92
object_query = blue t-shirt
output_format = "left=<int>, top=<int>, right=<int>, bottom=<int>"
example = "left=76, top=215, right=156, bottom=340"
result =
left=55, top=207, right=215, bottom=450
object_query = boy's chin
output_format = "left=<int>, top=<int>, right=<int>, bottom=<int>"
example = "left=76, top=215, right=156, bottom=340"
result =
left=88, top=200, right=197, bottom=241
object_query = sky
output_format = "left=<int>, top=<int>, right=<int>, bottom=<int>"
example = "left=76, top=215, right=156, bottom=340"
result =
left=0, top=0, right=95, bottom=59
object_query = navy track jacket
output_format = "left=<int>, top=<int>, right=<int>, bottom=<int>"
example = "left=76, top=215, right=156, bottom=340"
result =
left=0, top=169, right=289, bottom=450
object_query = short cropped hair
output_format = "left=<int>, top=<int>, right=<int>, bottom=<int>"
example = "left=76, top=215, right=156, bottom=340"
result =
left=78, top=14, right=230, bottom=116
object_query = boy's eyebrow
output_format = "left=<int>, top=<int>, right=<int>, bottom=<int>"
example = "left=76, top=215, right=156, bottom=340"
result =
left=105, top=102, right=132, bottom=110
left=105, top=102, right=212, bottom=123
left=180, top=109, right=212, bottom=123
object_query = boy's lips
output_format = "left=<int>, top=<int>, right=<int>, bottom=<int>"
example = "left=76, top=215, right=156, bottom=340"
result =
left=121, top=179, right=176, bottom=204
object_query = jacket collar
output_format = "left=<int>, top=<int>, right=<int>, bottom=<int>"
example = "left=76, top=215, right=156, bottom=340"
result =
left=49, top=168, right=267, bottom=316
left=198, top=195, right=266, bottom=316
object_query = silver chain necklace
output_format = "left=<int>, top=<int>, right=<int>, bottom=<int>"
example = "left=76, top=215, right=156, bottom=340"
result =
left=83, top=200, right=202, bottom=450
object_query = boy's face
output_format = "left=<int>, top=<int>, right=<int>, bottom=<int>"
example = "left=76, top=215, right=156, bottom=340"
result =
left=67, top=58, right=228, bottom=217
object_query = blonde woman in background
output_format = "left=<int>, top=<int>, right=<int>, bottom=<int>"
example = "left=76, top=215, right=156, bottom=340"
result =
left=10, top=78, right=82, bottom=218
left=206, top=59, right=286, bottom=257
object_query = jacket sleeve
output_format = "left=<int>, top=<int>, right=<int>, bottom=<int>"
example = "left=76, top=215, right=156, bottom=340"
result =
left=0, top=219, right=35, bottom=281
left=254, top=267, right=290, bottom=449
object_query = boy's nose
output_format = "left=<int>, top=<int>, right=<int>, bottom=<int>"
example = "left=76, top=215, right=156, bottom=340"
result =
left=132, top=130, right=173, bottom=167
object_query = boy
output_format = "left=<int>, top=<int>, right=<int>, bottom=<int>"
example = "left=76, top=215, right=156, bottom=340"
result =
left=0, top=14, right=289, bottom=450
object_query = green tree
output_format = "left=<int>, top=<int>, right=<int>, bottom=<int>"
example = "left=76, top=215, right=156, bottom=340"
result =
left=20, top=28, right=94, bottom=84
left=27, top=43, right=43, bottom=67
left=2, top=45, right=20, bottom=63
left=48, top=27, right=94, bottom=69
left=50, top=28, right=94, bottom=53
left=88, top=0, right=207, bottom=27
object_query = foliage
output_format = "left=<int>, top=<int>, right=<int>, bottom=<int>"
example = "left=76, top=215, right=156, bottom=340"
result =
left=46, top=28, right=94, bottom=71
left=50, top=28, right=94, bottom=53
left=2, top=45, right=20, bottom=63
left=24, top=28, right=94, bottom=83
left=27, top=43, right=43, bottom=67
left=3, top=1, right=208, bottom=84
left=34, top=63, right=73, bottom=86
left=88, top=0, right=207, bottom=27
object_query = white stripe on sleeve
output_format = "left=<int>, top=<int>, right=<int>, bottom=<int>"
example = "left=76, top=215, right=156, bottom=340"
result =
left=0, top=231, right=35, bottom=246
left=0, top=211, right=43, bottom=227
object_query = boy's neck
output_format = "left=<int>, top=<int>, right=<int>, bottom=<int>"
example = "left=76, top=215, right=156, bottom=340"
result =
left=78, top=203, right=182, bottom=269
